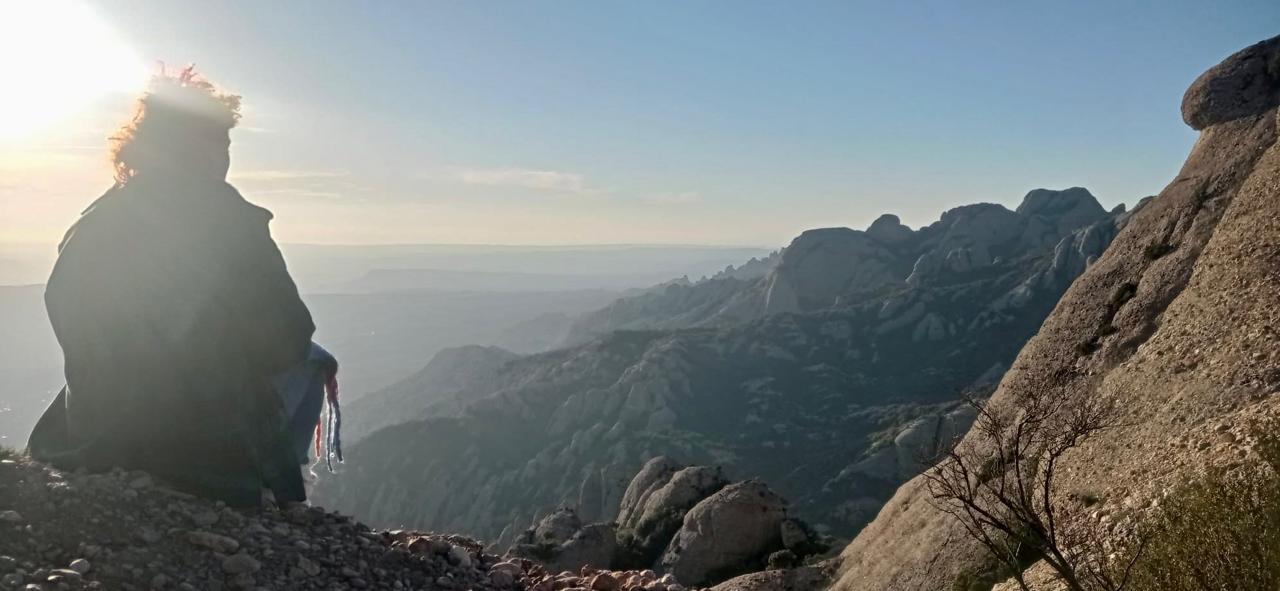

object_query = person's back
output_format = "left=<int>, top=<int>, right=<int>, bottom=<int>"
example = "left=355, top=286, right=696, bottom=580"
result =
left=29, top=68, right=318, bottom=506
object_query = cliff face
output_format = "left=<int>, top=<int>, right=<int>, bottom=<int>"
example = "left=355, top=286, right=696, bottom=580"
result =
left=315, top=189, right=1125, bottom=547
left=831, top=35, right=1280, bottom=591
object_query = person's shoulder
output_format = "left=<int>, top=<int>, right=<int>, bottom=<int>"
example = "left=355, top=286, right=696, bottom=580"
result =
left=57, top=185, right=125, bottom=251
left=220, top=183, right=276, bottom=227
left=219, top=184, right=289, bottom=251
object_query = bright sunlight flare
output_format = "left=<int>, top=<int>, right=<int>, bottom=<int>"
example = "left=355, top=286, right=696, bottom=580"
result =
left=0, top=1, right=148, bottom=141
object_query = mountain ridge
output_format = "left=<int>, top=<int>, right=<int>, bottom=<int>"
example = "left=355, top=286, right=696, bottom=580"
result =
left=316, top=187, right=1129, bottom=551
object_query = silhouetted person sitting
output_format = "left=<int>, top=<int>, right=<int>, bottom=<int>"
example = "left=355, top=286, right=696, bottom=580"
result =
left=28, top=67, right=339, bottom=507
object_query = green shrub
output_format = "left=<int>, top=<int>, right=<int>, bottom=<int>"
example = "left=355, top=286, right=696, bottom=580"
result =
left=768, top=549, right=798, bottom=570
left=952, top=556, right=1030, bottom=591
left=1142, top=242, right=1176, bottom=261
left=614, top=512, right=685, bottom=570
left=1109, top=282, right=1137, bottom=308
left=1123, top=445, right=1280, bottom=590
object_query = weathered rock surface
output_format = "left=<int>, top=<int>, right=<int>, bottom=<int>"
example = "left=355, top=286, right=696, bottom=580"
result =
left=832, top=35, right=1280, bottom=591
left=849, top=403, right=980, bottom=483
left=709, top=562, right=835, bottom=591
left=659, top=481, right=788, bottom=586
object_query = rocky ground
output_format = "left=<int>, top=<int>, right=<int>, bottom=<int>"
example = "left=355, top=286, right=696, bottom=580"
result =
left=506, top=458, right=839, bottom=591
left=0, top=448, right=759, bottom=591
left=0, top=448, right=533, bottom=590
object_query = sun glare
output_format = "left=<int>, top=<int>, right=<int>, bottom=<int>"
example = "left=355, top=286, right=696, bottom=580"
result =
left=0, top=1, right=148, bottom=142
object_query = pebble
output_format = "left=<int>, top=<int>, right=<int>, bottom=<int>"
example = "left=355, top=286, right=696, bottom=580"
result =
left=490, top=569, right=515, bottom=587
left=49, top=567, right=83, bottom=579
left=295, top=556, right=321, bottom=577
left=448, top=545, right=472, bottom=568
left=0, top=511, right=24, bottom=523
left=187, top=531, right=240, bottom=553
left=68, top=558, right=91, bottom=574
left=190, top=510, right=220, bottom=528
left=221, top=553, right=261, bottom=575
left=591, top=573, right=620, bottom=591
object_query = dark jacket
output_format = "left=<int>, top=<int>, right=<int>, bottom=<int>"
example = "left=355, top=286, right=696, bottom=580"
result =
left=28, top=176, right=315, bottom=506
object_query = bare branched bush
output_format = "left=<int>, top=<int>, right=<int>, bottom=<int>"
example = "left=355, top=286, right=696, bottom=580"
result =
left=922, top=390, right=1141, bottom=591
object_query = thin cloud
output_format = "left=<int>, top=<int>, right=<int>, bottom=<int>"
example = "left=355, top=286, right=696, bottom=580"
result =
left=231, top=169, right=368, bottom=202
left=451, top=167, right=592, bottom=195
left=251, top=188, right=352, bottom=201
left=643, top=191, right=701, bottom=205
left=231, top=170, right=349, bottom=181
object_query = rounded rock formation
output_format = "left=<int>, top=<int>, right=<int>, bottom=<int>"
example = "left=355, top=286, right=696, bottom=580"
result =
left=1182, top=35, right=1280, bottom=130
left=659, top=480, right=787, bottom=586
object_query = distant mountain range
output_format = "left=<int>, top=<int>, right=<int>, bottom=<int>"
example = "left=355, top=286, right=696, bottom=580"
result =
left=315, top=187, right=1131, bottom=546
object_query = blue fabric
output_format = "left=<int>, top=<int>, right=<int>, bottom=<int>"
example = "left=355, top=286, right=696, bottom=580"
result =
left=272, top=342, right=336, bottom=465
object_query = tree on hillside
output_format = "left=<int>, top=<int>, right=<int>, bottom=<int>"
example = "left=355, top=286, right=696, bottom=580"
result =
left=922, top=388, right=1143, bottom=591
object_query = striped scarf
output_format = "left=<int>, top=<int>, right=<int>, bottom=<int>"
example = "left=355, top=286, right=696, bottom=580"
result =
left=313, top=365, right=344, bottom=471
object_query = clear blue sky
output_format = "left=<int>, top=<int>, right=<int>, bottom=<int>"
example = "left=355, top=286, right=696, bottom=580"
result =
left=3, top=1, right=1278, bottom=246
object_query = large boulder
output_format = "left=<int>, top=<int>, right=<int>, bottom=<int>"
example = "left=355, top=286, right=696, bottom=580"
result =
left=508, top=509, right=618, bottom=572
left=616, top=457, right=683, bottom=528
left=660, top=481, right=788, bottom=586
left=708, top=563, right=835, bottom=591
left=618, top=465, right=729, bottom=565
left=1182, top=35, right=1280, bottom=130
left=546, top=523, right=618, bottom=573
left=531, top=507, right=582, bottom=546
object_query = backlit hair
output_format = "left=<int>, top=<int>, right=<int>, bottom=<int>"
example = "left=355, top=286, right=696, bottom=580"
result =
left=108, top=64, right=241, bottom=184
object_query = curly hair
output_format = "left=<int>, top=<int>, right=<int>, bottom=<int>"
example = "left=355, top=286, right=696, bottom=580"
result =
left=108, top=65, right=242, bottom=184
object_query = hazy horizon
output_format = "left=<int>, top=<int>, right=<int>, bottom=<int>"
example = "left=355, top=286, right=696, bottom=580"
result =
left=3, top=1, right=1277, bottom=252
